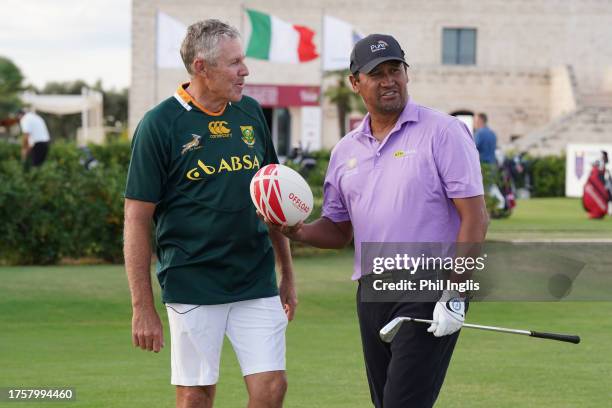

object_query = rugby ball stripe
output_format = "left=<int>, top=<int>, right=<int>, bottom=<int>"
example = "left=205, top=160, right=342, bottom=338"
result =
left=250, top=164, right=313, bottom=226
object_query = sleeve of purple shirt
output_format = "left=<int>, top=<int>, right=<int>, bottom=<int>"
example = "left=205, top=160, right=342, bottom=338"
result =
left=434, top=119, right=485, bottom=198
left=322, top=150, right=351, bottom=222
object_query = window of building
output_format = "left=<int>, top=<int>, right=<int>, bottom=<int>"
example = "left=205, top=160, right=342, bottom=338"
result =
left=442, top=28, right=476, bottom=65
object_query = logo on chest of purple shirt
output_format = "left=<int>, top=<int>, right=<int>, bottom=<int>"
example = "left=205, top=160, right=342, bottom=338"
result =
left=343, top=157, right=359, bottom=176
left=393, top=149, right=417, bottom=158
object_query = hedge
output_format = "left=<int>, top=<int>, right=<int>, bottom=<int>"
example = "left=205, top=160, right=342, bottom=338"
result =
left=0, top=139, right=567, bottom=265
left=529, top=155, right=565, bottom=197
left=0, top=140, right=128, bottom=264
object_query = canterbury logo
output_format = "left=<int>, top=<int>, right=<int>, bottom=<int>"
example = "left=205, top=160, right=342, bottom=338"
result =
left=208, top=121, right=231, bottom=136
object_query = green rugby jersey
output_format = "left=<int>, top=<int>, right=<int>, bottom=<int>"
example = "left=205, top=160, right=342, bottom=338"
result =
left=125, top=83, right=279, bottom=305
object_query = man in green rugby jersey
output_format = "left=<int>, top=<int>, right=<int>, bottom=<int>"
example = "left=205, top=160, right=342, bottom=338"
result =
left=124, top=19, right=295, bottom=408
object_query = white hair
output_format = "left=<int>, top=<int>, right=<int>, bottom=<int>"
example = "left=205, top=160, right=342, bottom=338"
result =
left=180, top=19, right=241, bottom=75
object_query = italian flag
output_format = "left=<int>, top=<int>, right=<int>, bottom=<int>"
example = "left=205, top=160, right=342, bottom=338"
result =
left=245, top=9, right=318, bottom=63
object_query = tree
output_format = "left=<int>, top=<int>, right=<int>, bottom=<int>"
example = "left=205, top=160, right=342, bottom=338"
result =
left=92, top=80, right=129, bottom=141
left=324, top=69, right=366, bottom=138
left=0, top=56, right=24, bottom=119
left=101, top=87, right=128, bottom=127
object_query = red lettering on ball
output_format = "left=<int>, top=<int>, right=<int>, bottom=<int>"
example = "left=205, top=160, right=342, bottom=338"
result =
left=287, top=192, right=310, bottom=213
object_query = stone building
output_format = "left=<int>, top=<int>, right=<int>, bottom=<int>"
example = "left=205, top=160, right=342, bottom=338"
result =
left=131, top=0, right=612, bottom=156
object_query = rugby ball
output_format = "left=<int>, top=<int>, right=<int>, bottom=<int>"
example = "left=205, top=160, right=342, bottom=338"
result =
left=250, top=164, right=314, bottom=226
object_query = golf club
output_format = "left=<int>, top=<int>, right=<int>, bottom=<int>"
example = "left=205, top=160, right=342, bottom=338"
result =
left=380, top=317, right=581, bottom=344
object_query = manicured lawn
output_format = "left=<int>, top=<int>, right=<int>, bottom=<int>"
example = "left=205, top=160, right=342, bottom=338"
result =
left=1, top=198, right=610, bottom=407
left=487, top=197, right=612, bottom=240
left=1, top=255, right=610, bottom=407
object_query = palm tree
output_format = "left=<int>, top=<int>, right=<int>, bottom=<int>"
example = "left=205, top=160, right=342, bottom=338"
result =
left=324, top=70, right=365, bottom=138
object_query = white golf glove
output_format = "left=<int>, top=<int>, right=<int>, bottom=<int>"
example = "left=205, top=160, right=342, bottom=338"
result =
left=427, top=290, right=465, bottom=337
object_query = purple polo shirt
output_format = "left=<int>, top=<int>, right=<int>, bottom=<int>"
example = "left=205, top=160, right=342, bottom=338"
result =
left=322, top=99, right=484, bottom=280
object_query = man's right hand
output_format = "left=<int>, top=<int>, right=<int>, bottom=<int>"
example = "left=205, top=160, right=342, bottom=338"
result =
left=132, top=306, right=164, bottom=353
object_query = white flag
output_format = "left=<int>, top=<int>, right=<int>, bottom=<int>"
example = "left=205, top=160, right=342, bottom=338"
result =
left=322, top=15, right=363, bottom=71
left=156, top=11, right=187, bottom=68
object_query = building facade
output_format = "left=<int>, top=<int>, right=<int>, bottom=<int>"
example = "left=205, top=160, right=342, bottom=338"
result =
left=131, top=0, right=612, bottom=156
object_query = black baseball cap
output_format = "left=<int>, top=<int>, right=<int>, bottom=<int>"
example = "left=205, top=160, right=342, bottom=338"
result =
left=350, top=34, right=408, bottom=75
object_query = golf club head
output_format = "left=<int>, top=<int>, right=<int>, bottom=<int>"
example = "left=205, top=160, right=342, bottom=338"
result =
left=379, top=317, right=410, bottom=343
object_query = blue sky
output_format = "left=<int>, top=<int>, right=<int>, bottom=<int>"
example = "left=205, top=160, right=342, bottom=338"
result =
left=0, top=0, right=131, bottom=89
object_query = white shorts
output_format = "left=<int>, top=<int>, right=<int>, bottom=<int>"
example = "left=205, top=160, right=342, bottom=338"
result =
left=166, top=296, right=288, bottom=386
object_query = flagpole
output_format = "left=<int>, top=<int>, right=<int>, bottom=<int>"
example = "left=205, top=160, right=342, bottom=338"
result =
left=318, top=8, right=325, bottom=152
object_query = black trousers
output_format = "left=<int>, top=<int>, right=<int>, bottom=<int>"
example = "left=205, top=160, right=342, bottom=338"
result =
left=356, top=283, right=462, bottom=408
left=28, top=142, right=49, bottom=167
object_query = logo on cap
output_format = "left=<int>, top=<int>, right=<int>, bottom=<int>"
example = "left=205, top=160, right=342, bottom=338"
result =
left=370, top=40, right=389, bottom=53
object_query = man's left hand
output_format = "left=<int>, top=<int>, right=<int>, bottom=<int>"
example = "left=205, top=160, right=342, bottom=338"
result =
left=279, top=278, right=298, bottom=321
left=427, top=290, right=465, bottom=337
left=256, top=210, right=305, bottom=241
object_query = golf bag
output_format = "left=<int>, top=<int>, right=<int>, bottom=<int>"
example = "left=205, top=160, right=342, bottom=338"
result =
left=582, top=157, right=610, bottom=219
left=499, top=158, right=517, bottom=211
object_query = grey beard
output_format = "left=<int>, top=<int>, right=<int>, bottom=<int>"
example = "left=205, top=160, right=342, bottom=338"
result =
left=376, top=99, right=405, bottom=114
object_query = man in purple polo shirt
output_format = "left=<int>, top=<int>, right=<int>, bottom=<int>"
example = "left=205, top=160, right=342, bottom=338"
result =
left=263, top=34, right=488, bottom=407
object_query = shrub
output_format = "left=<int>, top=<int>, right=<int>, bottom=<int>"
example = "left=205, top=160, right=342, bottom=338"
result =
left=0, top=140, right=125, bottom=264
left=0, top=140, right=19, bottom=161
left=0, top=159, right=86, bottom=264
left=530, top=155, right=565, bottom=197
left=89, top=140, right=131, bottom=168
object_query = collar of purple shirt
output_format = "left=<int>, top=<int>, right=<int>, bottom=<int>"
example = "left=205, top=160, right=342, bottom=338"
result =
left=352, top=98, right=420, bottom=149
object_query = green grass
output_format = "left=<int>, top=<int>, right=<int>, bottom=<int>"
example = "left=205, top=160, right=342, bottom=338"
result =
left=1, top=198, right=611, bottom=407
left=487, top=198, right=612, bottom=240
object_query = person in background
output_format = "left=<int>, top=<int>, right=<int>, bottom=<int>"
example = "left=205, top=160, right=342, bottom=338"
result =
left=17, top=108, right=50, bottom=167
left=474, top=112, right=497, bottom=165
